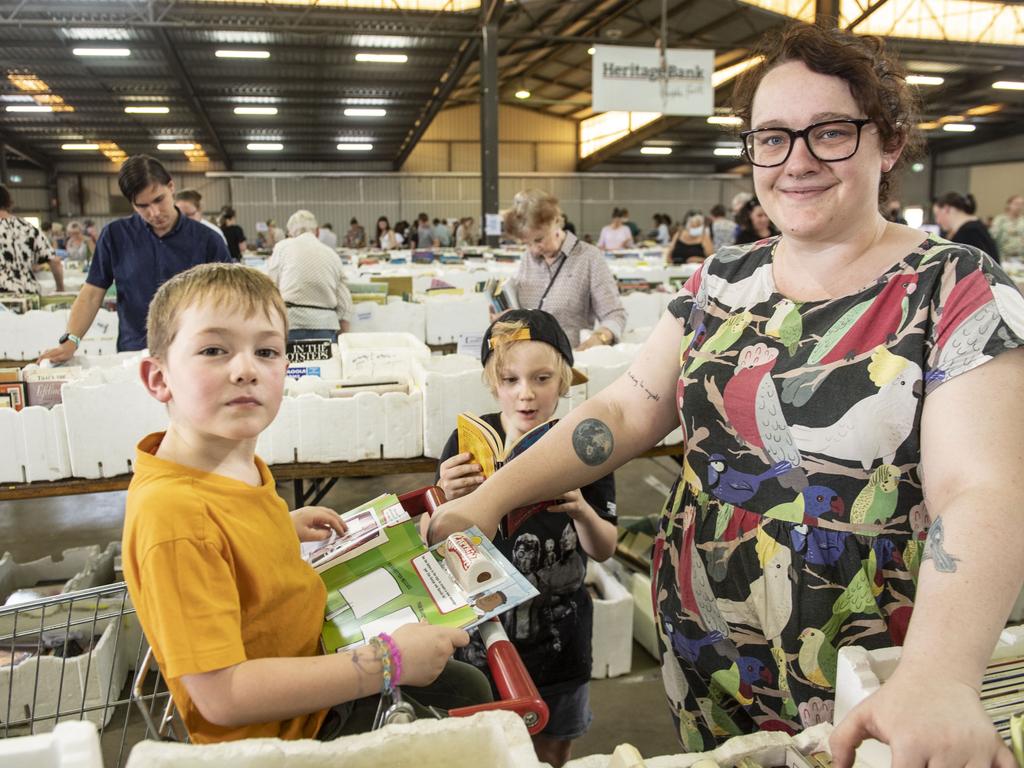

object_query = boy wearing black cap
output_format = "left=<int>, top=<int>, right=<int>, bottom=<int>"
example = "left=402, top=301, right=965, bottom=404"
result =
left=435, top=309, right=617, bottom=768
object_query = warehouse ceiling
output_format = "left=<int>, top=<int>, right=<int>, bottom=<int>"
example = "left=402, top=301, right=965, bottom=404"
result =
left=0, top=0, right=1021, bottom=173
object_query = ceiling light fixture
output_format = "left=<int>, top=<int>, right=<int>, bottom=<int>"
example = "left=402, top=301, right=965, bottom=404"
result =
left=587, top=47, right=596, bottom=55
left=247, top=142, right=283, bottom=151
left=72, top=48, right=130, bottom=57
left=157, top=143, right=195, bottom=151
left=234, top=106, right=278, bottom=115
left=216, top=49, right=271, bottom=59
left=514, top=89, right=531, bottom=100
left=707, top=115, right=743, bottom=126
left=6, top=105, right=53, bottom=113
left=640, top=146, right=672, bottom=155
left=354, top=52, right=408, bottom=63
left=993, top=81, right=1024, bottom=91
left=337, top=143, right=374, bottom=151
left=344, top=108, right=386, bottom=117
left=125, top=106, right=169, bottom=114
left=713, top=146, right=744, bottom=156
left=906, top=75, right=944, bottom=86
left=61, top=143, right=100, bottom=150
left=942, top=123, right=976, bottom=132
left=711, top=56, right=764, bottom=88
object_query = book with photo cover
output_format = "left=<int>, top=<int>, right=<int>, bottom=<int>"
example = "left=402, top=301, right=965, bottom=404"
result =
left=313, top=505, right=537, bottom=653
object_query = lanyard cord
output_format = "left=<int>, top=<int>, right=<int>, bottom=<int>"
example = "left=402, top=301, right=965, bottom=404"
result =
left=536, top=253, right=567, bottom=311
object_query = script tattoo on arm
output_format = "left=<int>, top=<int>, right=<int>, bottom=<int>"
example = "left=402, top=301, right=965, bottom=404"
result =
left=628, top=371, right=661, bottom=402
left=921, top=516, right=960, bottom=573
left=572, top=418, right=615, bottom=467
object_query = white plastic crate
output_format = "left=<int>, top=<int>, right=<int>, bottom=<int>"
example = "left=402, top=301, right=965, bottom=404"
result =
left=587, top=560, right=633, bottom=679
left=338, top=332, right=430, bottom=385
left=0, top=721, right=103, bottom=768
left=125, top=710, right=543, bottom=768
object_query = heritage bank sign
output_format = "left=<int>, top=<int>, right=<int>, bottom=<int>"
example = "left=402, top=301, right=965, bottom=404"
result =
left=592, top=45, right=714, bottom=115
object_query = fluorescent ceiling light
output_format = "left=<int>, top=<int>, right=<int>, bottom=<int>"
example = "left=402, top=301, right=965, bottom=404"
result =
left=125, top=106, right=169, bottom=114
left=1, top=95, right=34, bottom=102
left=514, top=89, right=531, bottom=100
left=993, top=81, right=1024, bottom=91
left=72, top=47, right=130, bottom=57
left=62, top=27, right=131, bottom=41
left=8, top=174, right=21, bottom=183
left=209, top=31, right=272, bottom=44
left=942, top=123, right=976, bottom=132
left=337, top=143, right=373, bottom=151
left=157, top=142, right=195, bottom=150
left=344, top=108, right=386, bottom=117
left=6, top=105, right=53, bottom=113
left=62, top=143, right=100, bottom=150
left=713, top=147, right=744, bottom=156
left=354, top=52, right=408, bottom=63
left=247, top=142, right=283, bottom=151
left=707, top=115, right=742, bottom=126
left=234, top=106, right=278, bottom=115
left=640, top=146, right=672, bottom=155
left=216, top=49, right=270, bottom=59
left=907, top=75, right=944, bottom=86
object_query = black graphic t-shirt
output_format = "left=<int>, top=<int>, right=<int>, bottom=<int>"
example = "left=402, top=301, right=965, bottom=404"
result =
left=437, top=413, right=617, bottom=695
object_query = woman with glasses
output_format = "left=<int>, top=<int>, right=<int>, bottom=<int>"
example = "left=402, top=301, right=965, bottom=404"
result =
left=431, top=23, right=1024, bottom=765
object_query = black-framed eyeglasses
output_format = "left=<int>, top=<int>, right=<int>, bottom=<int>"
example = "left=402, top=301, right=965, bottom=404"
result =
left=740, top=118, right=873, bottom=168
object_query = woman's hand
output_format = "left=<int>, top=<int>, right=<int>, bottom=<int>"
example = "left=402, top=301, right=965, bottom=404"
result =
left=291, top=506, right=347, bottom=543
left=437, top=452, right=485, bottom=501
left=830, top=665, right=1015, bottom=768
left=546, top=489, right=593, bottom=522
left=391, top=622, right=470, bottom=687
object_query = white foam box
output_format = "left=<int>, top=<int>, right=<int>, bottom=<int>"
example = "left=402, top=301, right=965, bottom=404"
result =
left=628, top=570, right=660, bottom=662
left=338, top=332, right=430, bottom=385
left=587, top=560, right=633, bottom=679
left=0, top=310, right=65, bottom=360
left=0, top=405, right=73, bottom=483
left=565, top=723, right=840, bottom=768
left=423, top=293, right=490, bottom=345
left=0, top=616, right=132, bottom=733
left=411, top=355, right=494, bottom=459
left=61, top=377, right=169, bottom=479
left=833, top=623, right=1024, bottom=768
left=620, top=292, right=664, bottom=333
left=293, top=389, right=423, bottom=462
left=348, top=300, right=426, bottom=340
left=0, top=545, right=113, bottom=605
left=75, top=309, right=118, bottom=357
left=125, top=710, right=543, bottom=768
left=255, top=395, right=301, bottom=465
left=0, top=721, right=103, bottom=768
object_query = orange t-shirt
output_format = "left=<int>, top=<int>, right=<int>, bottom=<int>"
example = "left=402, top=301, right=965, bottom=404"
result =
left=122, top=432, right=328, bottom=743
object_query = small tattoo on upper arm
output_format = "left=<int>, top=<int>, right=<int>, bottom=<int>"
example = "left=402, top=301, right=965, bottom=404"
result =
left=572, top=418, right=614, bottom=466
left=628, top=371, right=661, bottom=402
left=922, top=516, right=960, bottom=573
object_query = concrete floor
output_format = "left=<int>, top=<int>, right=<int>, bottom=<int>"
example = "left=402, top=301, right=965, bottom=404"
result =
left=0, top=455, right=684, bottom=763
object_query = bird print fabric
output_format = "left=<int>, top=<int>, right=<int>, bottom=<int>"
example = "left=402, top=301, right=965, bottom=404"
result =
left=653, top=235, right=1024, bottom=749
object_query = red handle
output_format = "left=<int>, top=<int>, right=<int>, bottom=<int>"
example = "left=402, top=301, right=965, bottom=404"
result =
left=397, top=486, right=445, bottom=519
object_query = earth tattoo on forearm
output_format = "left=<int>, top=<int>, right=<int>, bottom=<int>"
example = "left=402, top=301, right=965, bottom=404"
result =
left=572, top=418, right=614, bottom=466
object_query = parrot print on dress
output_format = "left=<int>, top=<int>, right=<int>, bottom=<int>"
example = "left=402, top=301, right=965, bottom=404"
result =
left=655, top=237, right=1024, bottom=748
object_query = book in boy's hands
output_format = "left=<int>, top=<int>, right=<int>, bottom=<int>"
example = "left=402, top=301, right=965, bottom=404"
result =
left=456, top=412, right=558, bottom=536
left=301, top=493, right=405, bottom=572
left=313, top=502, right=538, bottom=653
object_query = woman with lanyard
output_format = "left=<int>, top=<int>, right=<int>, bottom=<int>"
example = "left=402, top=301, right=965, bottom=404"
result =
left=434, top=23, right=1024, bottom=765
left=503, top=189, right=627, bottom=351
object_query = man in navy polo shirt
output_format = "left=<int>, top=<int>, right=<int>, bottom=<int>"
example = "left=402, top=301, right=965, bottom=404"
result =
left=39, top=156, right=231, bottom=363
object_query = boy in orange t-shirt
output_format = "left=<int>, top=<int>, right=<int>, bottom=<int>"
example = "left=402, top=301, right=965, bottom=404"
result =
left=123, top=263, right=483, bottom=743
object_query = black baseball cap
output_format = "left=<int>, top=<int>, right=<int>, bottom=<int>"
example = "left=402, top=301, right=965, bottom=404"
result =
left=481, top=309, right=588, bottom=385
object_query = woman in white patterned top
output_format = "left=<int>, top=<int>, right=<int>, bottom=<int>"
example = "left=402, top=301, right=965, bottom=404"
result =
left=0, top=184, right=64, bottom=294
left=504, top=189, right=627, bottom=350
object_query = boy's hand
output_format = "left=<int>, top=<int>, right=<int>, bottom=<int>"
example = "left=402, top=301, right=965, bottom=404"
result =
left=291, top=506, right=347, bottom=543
left=547, top=489, right=593, bottom=521
left=438, top=452, right=484, bottom=501
left=391, top=621, right=469, bottom=687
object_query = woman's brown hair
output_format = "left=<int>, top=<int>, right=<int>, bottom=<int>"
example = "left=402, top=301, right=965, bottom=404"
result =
left=731, top=23, right=923, bottom=201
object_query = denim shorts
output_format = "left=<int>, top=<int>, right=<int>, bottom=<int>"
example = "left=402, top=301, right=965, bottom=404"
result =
left=541, top=683, right=593, bottom=740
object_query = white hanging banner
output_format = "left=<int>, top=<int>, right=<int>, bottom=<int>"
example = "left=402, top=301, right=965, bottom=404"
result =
left=592, top=45, right=715, bottom=116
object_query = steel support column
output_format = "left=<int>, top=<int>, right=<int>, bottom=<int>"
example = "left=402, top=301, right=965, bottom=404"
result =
left=480, top=0, right=502, bottom=247
left=0, top=146, right=7, bottom=186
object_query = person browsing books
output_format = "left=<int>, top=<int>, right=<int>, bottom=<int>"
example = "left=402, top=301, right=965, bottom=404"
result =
left=122, top=263, right=491, bottom=745
left=503, top=189, right=626, bottom=351
left=435, top=309, right=617, bottom=768
left=431, top=24, right=1024, bottom=767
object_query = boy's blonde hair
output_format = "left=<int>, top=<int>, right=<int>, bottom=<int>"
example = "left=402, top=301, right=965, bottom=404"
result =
left=482, top=319, right=573, bottom=397
left=146, top=263, right=288, bottom=359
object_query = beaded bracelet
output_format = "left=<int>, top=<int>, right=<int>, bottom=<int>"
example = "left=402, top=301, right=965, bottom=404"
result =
left=378, top=632, right=402, bottom=687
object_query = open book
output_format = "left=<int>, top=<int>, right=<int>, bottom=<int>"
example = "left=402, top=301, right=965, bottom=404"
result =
left=479, top=277, right=519, bottom=314
left=301, top=493, right=406, bottom=572
left=457, top=413, right=557, bottom=536
left=309, top=495, right=538, bottom=653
